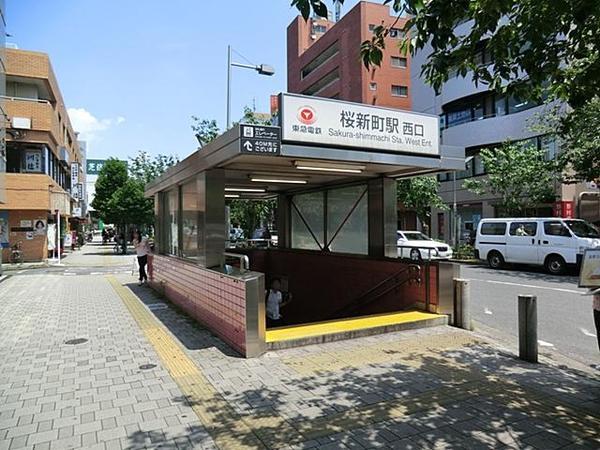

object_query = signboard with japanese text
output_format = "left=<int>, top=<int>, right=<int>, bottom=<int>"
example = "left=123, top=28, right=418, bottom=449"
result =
left=280, top=94, right=439, bottom=156
left=86, top=159, right=106, bottom=175
left=71, top=162, right=79, bottom=186
left=240, top=125, right=281, bottom=155
left=579, top=249, right=600, bottom=288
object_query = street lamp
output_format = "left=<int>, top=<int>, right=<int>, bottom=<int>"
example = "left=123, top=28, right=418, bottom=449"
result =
left=452, top=155, right=474, bottom=247
left=226, top=45, right=275, bottom=129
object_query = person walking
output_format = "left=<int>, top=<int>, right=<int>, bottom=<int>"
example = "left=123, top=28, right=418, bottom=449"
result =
left=133, top=231, right=151, bottom=286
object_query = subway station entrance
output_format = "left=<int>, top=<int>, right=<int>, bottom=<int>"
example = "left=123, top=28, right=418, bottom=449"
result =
left=145, top=93, right=465, bottom=357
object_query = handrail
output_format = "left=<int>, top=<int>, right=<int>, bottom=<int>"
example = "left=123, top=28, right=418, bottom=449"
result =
left=0, top=95, right=52, bottom=105
left=328, top=264, right=422, bottom=319
left=223, top=252, right=250, bottom=273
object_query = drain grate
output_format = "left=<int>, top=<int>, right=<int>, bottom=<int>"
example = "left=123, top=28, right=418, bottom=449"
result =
left=64, top=338, right=88, bottom=345
left=139, top=363, right=157, bottom=370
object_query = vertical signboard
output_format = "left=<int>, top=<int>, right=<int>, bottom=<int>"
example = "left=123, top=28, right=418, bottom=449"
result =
left=71, top=162, right=79, bottom=187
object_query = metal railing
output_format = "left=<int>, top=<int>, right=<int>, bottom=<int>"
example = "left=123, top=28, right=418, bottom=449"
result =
left=0, top=95, right=52, bottom=105
left=223, top=252, right=250, bottom=273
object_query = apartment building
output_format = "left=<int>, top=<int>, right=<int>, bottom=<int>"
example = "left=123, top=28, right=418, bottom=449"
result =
left=287, top=1, right=411, bottom=110
left=1, top=48, right=85, bottom=261
left=410, top=21, right=589, bottom=242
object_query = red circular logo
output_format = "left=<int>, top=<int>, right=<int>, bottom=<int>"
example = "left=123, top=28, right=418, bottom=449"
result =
left=297, top=106, right=316, bottom=125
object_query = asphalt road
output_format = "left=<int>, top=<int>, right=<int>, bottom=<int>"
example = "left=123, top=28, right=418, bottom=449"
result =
left=463, top=264, right=600, bottom=368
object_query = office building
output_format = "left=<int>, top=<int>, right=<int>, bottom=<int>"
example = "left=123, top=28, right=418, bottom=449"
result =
left=410, top=22, right=590, bottom=241
left=287, top=1, right=411, bottom=111
left=2, top=48, right=85, bottom=261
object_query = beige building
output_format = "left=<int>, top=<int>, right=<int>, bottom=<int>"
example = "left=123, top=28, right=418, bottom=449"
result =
left=2, top=48, right=85, bottom=261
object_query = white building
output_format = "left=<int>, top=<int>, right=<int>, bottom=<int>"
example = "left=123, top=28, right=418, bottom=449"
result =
left=410, top=26, right=584, bottom=242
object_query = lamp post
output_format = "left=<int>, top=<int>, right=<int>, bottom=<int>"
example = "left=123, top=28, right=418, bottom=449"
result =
left=452, top=155, right=474, bottom=247
left=226, top=45, right=275, bottom=129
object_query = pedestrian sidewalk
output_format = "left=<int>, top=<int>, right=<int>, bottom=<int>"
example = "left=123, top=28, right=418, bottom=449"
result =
left=0, top=267, right=598, bottom=449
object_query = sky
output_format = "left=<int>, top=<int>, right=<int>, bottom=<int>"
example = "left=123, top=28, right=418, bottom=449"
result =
left=7, top=0, right=362, bottom=161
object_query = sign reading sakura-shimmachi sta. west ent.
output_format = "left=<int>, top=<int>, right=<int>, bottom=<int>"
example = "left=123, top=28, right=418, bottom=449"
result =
left=280, top=94, right=440, bottom=156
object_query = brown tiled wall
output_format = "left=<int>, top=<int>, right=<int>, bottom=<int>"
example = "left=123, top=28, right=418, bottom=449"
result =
left=1, top=209, right=49, bottom=262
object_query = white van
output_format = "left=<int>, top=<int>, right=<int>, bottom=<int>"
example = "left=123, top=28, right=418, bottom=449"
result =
left=474, top=218, right=600, bottom=274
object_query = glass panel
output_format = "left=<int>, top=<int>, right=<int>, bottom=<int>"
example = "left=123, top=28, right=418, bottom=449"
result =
left=168, top=189, right=179, bottom=255
left=495, top=95, right=507, bottom=116
left=540, top=135, right=557, bottom=160
left=473, top=154, right=485, bottom=175
left=329, top=192, right=368, bottom=254
left=291, top=192, right=324, bottom=249
left=181, top=179, right=199, bottom=260
left=481, top=222, right=507, bottom=235
left=327, top=185, right=365, bottom=240
left=543, top=221, right=571, bottom=237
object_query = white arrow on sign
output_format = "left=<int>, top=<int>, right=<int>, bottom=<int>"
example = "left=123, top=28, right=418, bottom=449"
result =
left=243, top=141, right=253, bottom=151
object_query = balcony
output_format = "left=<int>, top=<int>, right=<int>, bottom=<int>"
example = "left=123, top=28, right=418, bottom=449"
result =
left=2, top=95, right=61, bottom=145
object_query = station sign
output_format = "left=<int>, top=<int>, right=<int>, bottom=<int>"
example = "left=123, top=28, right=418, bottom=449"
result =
left=280, top=93, right=440, bottom=156
left=240, top=125, right=281, bottom=155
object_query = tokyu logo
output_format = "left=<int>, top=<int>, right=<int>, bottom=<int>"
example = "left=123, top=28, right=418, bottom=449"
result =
left=297, top=106, right=316, bottom=125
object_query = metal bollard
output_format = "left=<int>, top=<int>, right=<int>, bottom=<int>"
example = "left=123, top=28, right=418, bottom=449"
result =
left=518, top=294, right=538, bottom=363
left=453, top=278, right=472, bottom=330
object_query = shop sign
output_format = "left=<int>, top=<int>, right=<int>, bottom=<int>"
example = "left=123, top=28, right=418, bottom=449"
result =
left=579, top=248, right=600, bottom=288
left=553, top=201, right=574, bottom=218
left=280, top=93, right=439, bottom=156
left=71, top=162, right=79, bottom=186
left=20, top=220, right=32, bottom=228
left=25, top=150, right=42, bottom=172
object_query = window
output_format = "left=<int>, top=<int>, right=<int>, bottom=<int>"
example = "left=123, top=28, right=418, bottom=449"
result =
left=181, top=179, right=200, bottom=260
left=391, top=85, right=408, bottom=97
left=564, top=220, right=600, bottom=238
left=312, top=24, right=327, bottom=34
left=291, top=191, right=324, bottom=250
left=369, top=82, right=377, bottom=91
left=543, top=221, right=571, bottom=237
left=509, top=222, right=538, bottom=236
left=508, top=95, right=532, bottom=114
left=540, top=135, right=558, bottom=161
left=389, top=28, right=404, bottom=39
left=480, top=222, right=507, bottom=235
left=391, top=56, right=407, bottom=68
left=446, top=108, right=472, bottom=127
left=301, top=42, right=339, bottom=79
left=166, top=188, right=179, bottom=255
left=302, top=68, right=340, bottom=96
left=473, top=154, right=485, bottom=176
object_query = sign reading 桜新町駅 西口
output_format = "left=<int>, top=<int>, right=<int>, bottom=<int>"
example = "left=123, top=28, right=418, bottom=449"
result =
left=279, top=94, right=439, bottom=156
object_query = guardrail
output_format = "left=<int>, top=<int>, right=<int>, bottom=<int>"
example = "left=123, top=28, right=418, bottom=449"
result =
left=223, top=252, right=250, bottom=273
left=0, top=95, right=52, bottom=105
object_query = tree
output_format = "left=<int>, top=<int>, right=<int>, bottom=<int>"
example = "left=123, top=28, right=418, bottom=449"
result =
left=396, top=176, right=447, bottom=228
left=91, top=158, right=128, bottom=220
left=229, top=199, right=276, bottom=238
left=128, top=150, right=179, bottom=185
left=293, top=1, right=600, bottom=110
left=463, top=142, right=559, bottom=217
left=559, top=98, right=600, bottom=183
left=191, top=117, right=219, bottom=148
left=105, top=179, right=154, bottom=228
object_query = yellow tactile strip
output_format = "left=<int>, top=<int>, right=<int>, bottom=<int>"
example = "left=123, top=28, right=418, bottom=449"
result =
left=107, top=276, right=600, bottom=448
left=265, top=310, right=443, bottom=343
left=106, top=276, right=267, bottom=449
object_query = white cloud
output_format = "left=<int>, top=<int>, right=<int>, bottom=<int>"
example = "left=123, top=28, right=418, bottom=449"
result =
left=67, top=108, right=125, bottom=141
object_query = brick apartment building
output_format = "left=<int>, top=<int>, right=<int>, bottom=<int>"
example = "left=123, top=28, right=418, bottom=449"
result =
left=287, top=1, right=411, bottom=110
left=1, top=48, right=85, bottom=262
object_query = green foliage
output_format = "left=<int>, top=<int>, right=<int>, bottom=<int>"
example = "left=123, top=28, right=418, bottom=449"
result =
left=463, top=143, right=559, bottom=217
left=191, top=117, right=219, bottom=147
left=229, top=199, right=276, bottom=238
left=128, top=150, right=179, bottom=185
left=105, top=179, right=154, bottom=227
left=91, top=158, right=128, bottom=217
left=396, top=176, right=447, bottom=225
left=559, top=97, right=600, bottom=183
left=238, top=106, right=273, bottom=125
left=454, top=243, right=475, bottom=260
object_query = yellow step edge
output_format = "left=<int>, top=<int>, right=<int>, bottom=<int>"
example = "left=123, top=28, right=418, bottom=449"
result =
left=266, top=310, right=443, bottom=343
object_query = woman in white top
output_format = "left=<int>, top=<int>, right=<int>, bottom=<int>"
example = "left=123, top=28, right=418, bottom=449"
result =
left=266, top=278, right=292, bottom=327
left=132, top=231, right=151, bottom=285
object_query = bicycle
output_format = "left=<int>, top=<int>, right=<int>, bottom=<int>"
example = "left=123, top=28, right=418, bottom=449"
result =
left=10, top=241, right=23, bottom=264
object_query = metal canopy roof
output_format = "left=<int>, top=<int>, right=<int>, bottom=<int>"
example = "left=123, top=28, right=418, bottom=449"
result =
left=145, top=124, right=465, bottom=199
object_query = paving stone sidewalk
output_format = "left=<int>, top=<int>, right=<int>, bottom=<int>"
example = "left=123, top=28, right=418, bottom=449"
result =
left=0, top=269, right=599, bottom=449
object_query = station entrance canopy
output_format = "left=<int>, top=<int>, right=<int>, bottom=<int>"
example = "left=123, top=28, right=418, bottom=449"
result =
left=146, top=93, right=464, bottom=200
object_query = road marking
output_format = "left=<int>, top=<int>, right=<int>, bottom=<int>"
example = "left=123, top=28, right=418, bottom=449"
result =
left=484, top=308, right=493, bottom=315
left=63, top=273, right=77, bottom=276
left=580, top=328, right=597, bottom=338
left=90, top=272, right=103, bottom=275
left=469, top=278, right=582, bottom=294
left=538, top=340, right=555, bottom=347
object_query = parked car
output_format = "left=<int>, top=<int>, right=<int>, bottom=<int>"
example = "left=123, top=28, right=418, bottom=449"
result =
left=397, top=231, right=453, bottom=260
left=474, top=218, right=600, bottom=275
